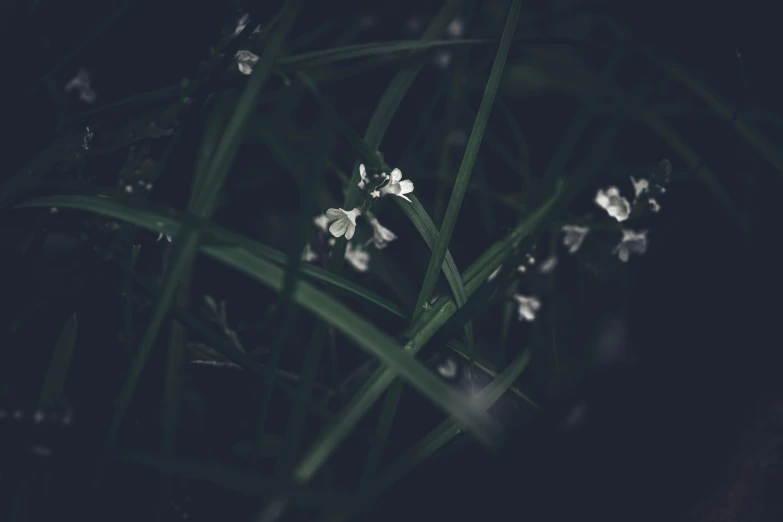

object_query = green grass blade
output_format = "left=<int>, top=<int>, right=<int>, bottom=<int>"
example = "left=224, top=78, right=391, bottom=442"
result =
left=102, top=0, right=304, bottom=459
left=328, top=348, right=535, bottom=522
left=10, top=196, right=500, bottom=447
left=412, top=0, right=521, bottom=321
left=38, top=314, right=79, bottom=409
left=116, top=450, right=350, bottom=508
left=259, top=117, right=333, bottom=469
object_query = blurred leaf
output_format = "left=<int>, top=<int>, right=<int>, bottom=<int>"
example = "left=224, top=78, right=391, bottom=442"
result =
left=38, top=314, right=79, bottom=409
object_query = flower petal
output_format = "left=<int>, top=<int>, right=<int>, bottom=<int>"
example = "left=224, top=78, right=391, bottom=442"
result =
left=326, top=208, right=344, bottom=220
left=345, top=222, right=356, bottom=240
left=329, top=219, right=348, bottom=237
left=398, top=180, right=414, bottom=195
left=390, top=168, right=402, bottom=184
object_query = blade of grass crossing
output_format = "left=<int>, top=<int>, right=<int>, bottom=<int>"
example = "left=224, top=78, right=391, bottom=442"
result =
left=413, top=0, right=521, bottom=321
left=102, top=0, right=304, bottom=463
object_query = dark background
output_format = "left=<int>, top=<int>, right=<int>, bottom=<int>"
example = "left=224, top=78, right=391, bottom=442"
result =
left=1, top=1, right=782, bottom=521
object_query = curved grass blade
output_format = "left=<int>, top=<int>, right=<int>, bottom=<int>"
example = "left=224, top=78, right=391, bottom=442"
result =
left=332, top=348, right=535, bottom=522
left=10, top=195, right=501, bottom=447
left=102, top=0, right=304, bottom=462
left=258, top=117, right=333, bottom=469
left=411, top=0, right=520, bottom=321
left=117, top=450, right=350, bottom=508
left=38, top=314, right=79, bottom=409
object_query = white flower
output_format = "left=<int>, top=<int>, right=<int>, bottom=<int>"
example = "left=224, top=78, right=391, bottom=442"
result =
left=517, top=264, right=526, bottom=273
left=235, top=50, right=259, bottom=75
left=366, top=216, right=397, bottom=249
left=446, top=18, right=465, bottom=37
left=595, top=187, right=631, bottom=222
left=345, top=242, right=370, bottom=272
left=233, top=13, right=249, bottom=36
left=313, top=213, right=330, bottom=232
left=301, top=243, right=317, bottom=262
left=561, top=225, right=590, bottom=254
left=65, top=68, right=96, bottom=103
left=437, top=358, right=458, bottom=379
left=326, top=208, right=361, bottom=240
left=630, top=176, right=650, bottom=199
left=527, top=254, right=535, bottom=265
left=539, top=256, right=557, bottom=274
left=513, top=294, right=541, bottom=322
left=380, top=168, right=414, bottom=202
left=370, top=189, right=381, bottom=198
left=434, top=51, right=452, bottom=68
left=487, top=265, right=502, bottom=282
left=358, top=164, right=368, bottom=190
left=649, top=198, right=661, bottom=213
left=613, top=229, right=648, bottom=263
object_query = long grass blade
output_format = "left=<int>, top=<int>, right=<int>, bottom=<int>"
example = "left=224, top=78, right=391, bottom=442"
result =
left=38, top=314, right=79, bottom=409
left=101, top=0, right=304, bottom=462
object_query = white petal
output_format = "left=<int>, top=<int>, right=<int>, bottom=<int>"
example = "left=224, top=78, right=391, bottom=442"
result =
left=326, top=208, right=344, bottom=220
left=359, top=164, right=367, bottom=181
left=539, top=256, right=557, bottom=274
left=329, top=219, right=348, bottom=238
left=398, top=179, right=414, bottom=195
left=649, top=198, right=661, bottom=212
left=517, top=265, right=526, bottom=273
left=346, top=208, right=361, bottom=224
left=344, top=222, right=356, bottom=240
left=437, top=358, right=458, bottom=379
left=370, top=190, right=381, bottom=198
left=630, top=176, right=650, bottom=198
left=395, top=193, right=412, bottom=203
left=390, top=168, right=402, bottom=184
left=313, top=214, right=330, bottom=231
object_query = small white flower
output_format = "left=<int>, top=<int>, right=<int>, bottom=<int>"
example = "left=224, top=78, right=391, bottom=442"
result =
left=487, top=265, right=502, bottom=282
left=649, top=198, right=661, bottom=213
left=367, top=216, right=397, bottom=249
left=370, top=189, right=381, bottom=198
left=437, top=358, right=458, bottom=379
left=613, top=229, right=648, bottom=263
left=527, top=254, right=535, bottom=265
left=380, top=168, right=414, bottom=202
left=345, top=242, right=370, bottom=272
left=233, top=13, right=249, bottom=36
left=301, top=243, right=317, bottom=262
left=313, top=214, right=330, bottom=232
left=326, top=208, right=361, bottom=240
left=513, top=294, right=541, bottom=322
left=235, top=50, right=259, bottom=75
left=539, top=256, right=557, bottom=274
left=446, top=18, right=464, bottom=37
left=434, top=51, right=452, bottom=68
left=65, top=68, right=96, bottom=103
left=595, top=187, right=631, bottom=222
left=517, top=264, right=526, bottom=273
left=157, top=233, right=173, bottom=243
left=561, top=225, right=590, bottom=254
left=630, top=176, right=650, bottom=199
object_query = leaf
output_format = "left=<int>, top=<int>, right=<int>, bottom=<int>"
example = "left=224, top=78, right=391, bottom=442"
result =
left=38, top=314, right=79, bottom=409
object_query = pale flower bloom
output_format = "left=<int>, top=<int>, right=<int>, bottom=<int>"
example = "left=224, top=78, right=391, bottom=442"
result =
left=380, top=168, right=414, bottom=202
left=233, top=13, right=249, bottom=36
left=370, top=189, right=381, bottom=198
left=613, top=229, right=648, bottom=263
left=513, top=294, right=541, bottom=322
left=630, top=176, right=650, bottom=199
left=539, top=256, right=557, bottom=274
left=446, top=18, right=465, bottom=37
left=358, top=164, right=369, bottom=190
left=367, top=216, right=397, bottom=249
left=561, top=225, right=589, bottom=254
left=517, top=264, right=526, bottom=273
left=527, top=254, right=535, bottom=265
left=326, top=208, right=361, bottom=239
left=437, top=358, right=458, bottom=379
left=301, top=243, right=317, bottom=262
left=595, top=187, right=631, bottom=222
left=345, top=242, right=370, bottom=272
left=649, top=198, right=661, bottom=213
left=65, top=68, right=96, bottom=103
left=235, top=50, right=259, bottom=75
left=313, top=214, right=330, bottom=232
